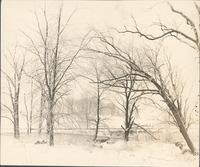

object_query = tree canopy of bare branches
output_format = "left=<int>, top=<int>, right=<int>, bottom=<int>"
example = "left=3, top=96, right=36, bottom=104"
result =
left=85, top=30, right=197, bottom=154
left=1, top=46, right=26, bottom=139
left=117, top=2, right=200, bottom=56
left=102, top=62, right=146, bottom=141
left=23, top=5, right=87, bottom=146
left=79, top=60, right=108, bottom=142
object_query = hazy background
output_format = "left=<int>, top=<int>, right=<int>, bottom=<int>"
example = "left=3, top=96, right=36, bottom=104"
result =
left=1, top=0, right=199, bottom=130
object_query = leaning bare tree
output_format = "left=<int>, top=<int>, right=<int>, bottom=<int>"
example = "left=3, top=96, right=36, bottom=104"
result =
left=86, top=31, right=197, bottom=154
left=1, top=46, right=25, bottom=139
left=112, top=2, right=199, bottom=153
left=146, top=56, right=198, bottom=133
left=117, top=2, right=200, bottom=131
left=23, top=5, right=86, bottom=146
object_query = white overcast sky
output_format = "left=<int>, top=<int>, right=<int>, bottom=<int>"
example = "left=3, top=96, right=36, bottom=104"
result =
left=2, top=0, right=198, bottom=95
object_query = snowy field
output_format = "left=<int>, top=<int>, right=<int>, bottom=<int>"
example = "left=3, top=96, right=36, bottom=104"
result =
left=1, top=133, right=199, bottom=167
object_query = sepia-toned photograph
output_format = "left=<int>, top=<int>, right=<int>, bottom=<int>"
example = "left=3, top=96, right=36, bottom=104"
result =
left=1, top=0, right=199, bottom=166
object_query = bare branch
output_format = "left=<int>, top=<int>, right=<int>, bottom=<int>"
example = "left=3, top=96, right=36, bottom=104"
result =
left=1, top=116, right=14, bottom=124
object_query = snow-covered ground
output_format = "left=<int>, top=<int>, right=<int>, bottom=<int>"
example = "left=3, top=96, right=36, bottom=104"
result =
left=1, top=133, right=199, bottom=166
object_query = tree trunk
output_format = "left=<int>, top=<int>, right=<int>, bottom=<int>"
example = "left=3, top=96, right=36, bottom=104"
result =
left=124, top=114, right=129, bottom=141
left=86, top=113, right=89, bottom=129
left=149, top=76, right=196, bottom=154
left=85, top=100, right=89, bottom=129
left=38, top=91, right=45, bottom=134
left=38, top=109, right=43, bottom=134
left=161, top=91, right=196, bottom=154
left=26, top=121, right=30, bottom=135
left=124, top=91, right=130, bottom=142
left=48, top=99, right=54, bottom=146
left=29, top=81, right=33, bottom=134
left=93, top=101, right=100, bottom=141
left=172, top=109, right=195, bottom=154
left=94, top=117, right=100, bottom=141
left=46, top=117, right=50, bottom=134
left=26, top=110, right=30, bottom=135
left=94, top=84, right=100, bottom=142
left=29, top=112, right=33, bottom=134
left=49, top=111, right=54, bottom=146
left=14, top=107, right=20, bottom=139
left=29, top=107, right=33, bottom=134
left=124, top=130, right=129, bottom=142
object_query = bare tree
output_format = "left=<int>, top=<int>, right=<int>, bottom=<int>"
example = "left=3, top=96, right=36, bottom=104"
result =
left=101, top=60, right=158, bottom=141
left=23, top=5, right=86, bottom=146
left=23, top=67, right=50, bottom=135
left=146, top=56, right=198, bottom=132
left=23, top=65, right=48, bottom=135
left=38, top=85, right=46, bottom=134
left=1, top=46, right=25, bottom=139
left=94, top=67, right=102, bottom=141
left=85, top=31, right=197, bottom=154
left=115, top=2, right=200, bottom=134
left=102, top=65, right=138, bottom=141
left=116, top=3, right=200, bottom=135
left=80, top=62, right=107, bottom=142
left=23, top=81, right=33, bottom=134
